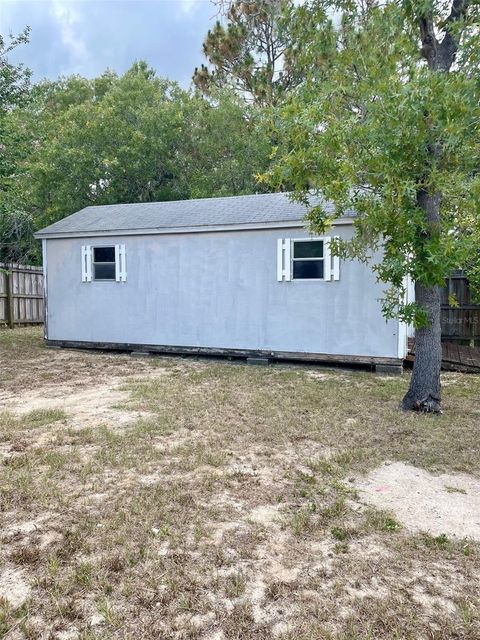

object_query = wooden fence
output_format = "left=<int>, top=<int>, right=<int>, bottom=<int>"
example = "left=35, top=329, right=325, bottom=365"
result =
left=441, top=270, right=480, bottom=344
left=0, top=263, right=44, bottom=327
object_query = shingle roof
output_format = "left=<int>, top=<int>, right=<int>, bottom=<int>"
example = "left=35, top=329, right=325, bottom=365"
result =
left=35, top=192, right=353, bottom=238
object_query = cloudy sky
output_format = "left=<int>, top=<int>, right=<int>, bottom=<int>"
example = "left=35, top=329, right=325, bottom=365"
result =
left=0, top=0, right=218, bottom=86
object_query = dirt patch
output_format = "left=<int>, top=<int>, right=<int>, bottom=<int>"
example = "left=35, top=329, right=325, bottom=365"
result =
left=355, top=461, right=480, bottom=540
left=248, top=504, right=282, bottom=526
left=1, top=380, right=128, bottom=424
left=0, top=373, right=169, bottom=430
left=0, top=567, right=31, bottom=607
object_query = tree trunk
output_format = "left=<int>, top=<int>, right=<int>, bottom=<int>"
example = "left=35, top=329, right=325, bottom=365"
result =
left=402, top=1, right=470, bottom=413
left=402, top=190, right=443, bottom=413
left=402, top=281, right=442, bottom=412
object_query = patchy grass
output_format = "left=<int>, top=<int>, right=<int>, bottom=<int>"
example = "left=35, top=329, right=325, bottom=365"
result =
left=0, top=327, right=480, bottom=639
left=0, top=408, right=68, bottom=431
left=445, top=485, right=468, bottom=494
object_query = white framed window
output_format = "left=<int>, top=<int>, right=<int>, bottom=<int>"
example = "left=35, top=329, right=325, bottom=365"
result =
left=93, top=246, right=116, bottom=280
left=292, top=239, right=325, bottom=280
left=81, top=244, right=126, bottom=283
left=277, top=237, right=340, bottom=282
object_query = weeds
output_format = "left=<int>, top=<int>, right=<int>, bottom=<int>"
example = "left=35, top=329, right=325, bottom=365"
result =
left=1, top=328, right=480, bottom=638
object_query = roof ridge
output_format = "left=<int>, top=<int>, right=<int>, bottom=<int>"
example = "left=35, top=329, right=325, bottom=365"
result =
left=82, top=191, right=290, bottom=210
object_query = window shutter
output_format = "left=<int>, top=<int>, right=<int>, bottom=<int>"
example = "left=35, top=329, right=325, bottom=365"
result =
left=284, top=239, right=291, bottom=281
left=277, top=238, right=291, bottom=282
left=332, top=235, right=340, bottom=281
left=277, top=239, right=283, bottom=282
left=323, top=237, right=332, bottom=281
left=81, top=245, right=92, bottom=282
left=115, top=244, right=127, bottom=282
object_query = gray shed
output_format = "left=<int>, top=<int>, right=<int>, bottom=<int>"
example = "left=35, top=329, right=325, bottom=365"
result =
left=35, top=192, right=407, bottom=371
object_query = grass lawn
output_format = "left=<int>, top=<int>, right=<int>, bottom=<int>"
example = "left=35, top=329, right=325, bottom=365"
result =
left=1, top=327, right=480, bottom=639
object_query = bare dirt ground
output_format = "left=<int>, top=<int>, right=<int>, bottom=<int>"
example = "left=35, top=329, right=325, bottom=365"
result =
left=1, top=327, right=480, bottom=639
left=355, top=461, right=480, bottom=541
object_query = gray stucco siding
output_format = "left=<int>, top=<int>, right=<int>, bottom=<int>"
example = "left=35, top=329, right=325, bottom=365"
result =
left=44, top=225, right=399, bottom=358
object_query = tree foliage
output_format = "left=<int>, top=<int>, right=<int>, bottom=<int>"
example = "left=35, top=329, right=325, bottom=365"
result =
left=1, top=60, right=271, bottom=263
left=0, top=28, right=32, bottom=264
left=193, top=0, right=304, bottom=106
left=266, top=0, right=480, bottom=318
left=264, top=0, right=480, bottom=411
left=0, top=28, right=31, bottom=115
left=178, top=89, right=271, bottom=197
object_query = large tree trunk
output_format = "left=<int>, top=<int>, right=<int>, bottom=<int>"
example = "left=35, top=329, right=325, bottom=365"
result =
left=402, top=281, right=442, bottom=412
left=402, top=0, right=471, bottom=413
left=402, top=190, right=443, bottom=413
left=402, top=0, right=469, bottom=413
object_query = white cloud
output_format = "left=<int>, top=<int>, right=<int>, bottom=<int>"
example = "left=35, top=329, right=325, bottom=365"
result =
left=50, top=0, right=89, bottom=72
left=179, top=0, right=196, bottom=14
left=1, top=0, right=216, bottom=84
left=179, top=0, right=214, bottom=17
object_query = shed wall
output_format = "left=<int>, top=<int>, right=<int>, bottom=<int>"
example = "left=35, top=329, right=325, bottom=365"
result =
left=44, top=226, right=400, bottom=358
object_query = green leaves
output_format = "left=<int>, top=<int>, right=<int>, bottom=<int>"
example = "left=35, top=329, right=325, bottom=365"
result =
left=1, top=61, right=272, bottom=262
left=193, top=0, right=304, bottom=107
left=0, top=28, right=31, bottom=115
left=265, top=0, right=480, bottom=327
left=0, top=28, right=33, bottom=263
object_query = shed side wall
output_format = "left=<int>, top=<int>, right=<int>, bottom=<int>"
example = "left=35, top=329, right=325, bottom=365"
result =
left=44, top=227, right=399, bottom=358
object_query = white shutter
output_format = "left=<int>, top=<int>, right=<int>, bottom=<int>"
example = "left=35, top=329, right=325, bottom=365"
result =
left=81, top=245, right=92, bottom=282
left=115, top=245, right=120, bottom=282
left=284, top=239, right=291, bottom=281
left=323, top=237, right=332, bottom=281
left=277, top=239, right=283, bottom=282
left=115, top=244, right=127, bottom=282
left=276, top=238, right=291, bottom=282
left=120, top=244, right=127, bottom=282
left=332, top=235, right=340, bottom=281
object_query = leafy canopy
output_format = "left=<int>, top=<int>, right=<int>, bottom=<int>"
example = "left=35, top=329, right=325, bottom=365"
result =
left=0, top=28, right=32, bottom=264
left=265, top=0, right=480, bottom=324
left=0, top=28, right=31, bottom=115
left=193, top=0, right=304, bottom=106
left=2, top=62, right=271, bottom=263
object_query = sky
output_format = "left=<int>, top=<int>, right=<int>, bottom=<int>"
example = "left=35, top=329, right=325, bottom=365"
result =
left=0, top=0, right=218, bottom=87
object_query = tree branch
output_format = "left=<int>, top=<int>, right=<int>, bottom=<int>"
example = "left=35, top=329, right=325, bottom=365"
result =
left=445, top=0, right=470, bottom=25
left=419, top=0, right=471, bottom=71
left=418, top=9, right=438, bottom=68
left=438, top=0, right=471, bottom=70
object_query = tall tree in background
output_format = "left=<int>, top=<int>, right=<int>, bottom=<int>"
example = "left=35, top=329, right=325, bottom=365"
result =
left=4, top=63, right=271, bottom=261
left=0, top=28, right=32, bottom=263
left=266, top=0, right=480, bottom=412
left=178, top=89, right=271, bottom=197
left=193, top=0, right=302, bottom=106
left=0, top=28, right=31, bottom=117
left=20, top=62, right=187, bottom=230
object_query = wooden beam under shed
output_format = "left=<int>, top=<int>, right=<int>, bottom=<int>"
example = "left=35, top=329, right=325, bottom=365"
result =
left=45, top=339, right=404, bottom=371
